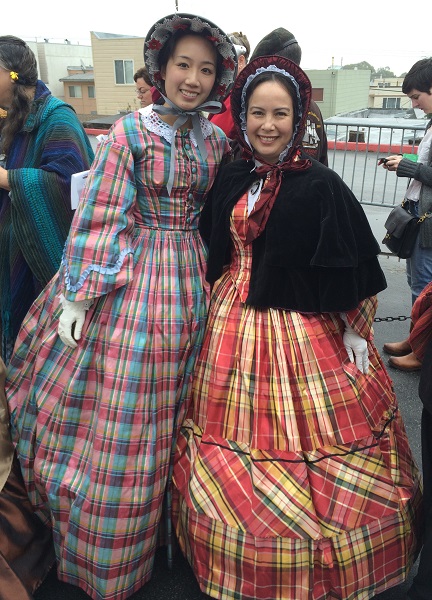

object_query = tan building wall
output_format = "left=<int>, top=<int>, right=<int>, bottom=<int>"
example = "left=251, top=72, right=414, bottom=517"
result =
left=62, top=70, right=97, bottom=116
left=368, top=77, right=410, bottom=110
left=91, top=32, right=145, bottom=115
left=305, top=69, right=371, bottom=119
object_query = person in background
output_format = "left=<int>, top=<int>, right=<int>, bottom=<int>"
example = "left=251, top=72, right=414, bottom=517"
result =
left=133, top=65, right=153, bottom=108
left=0, top=35, right=93, bottom=599
left=172, top=55, right=422, bottom=600
left=404, top=281, right=432, bottom=600
left=5, top=14, right=237, bottom=600
left=249, top=27, right=328, bottom=165
left=209, top=31, right=250, bottom=139
left=0, top=35, right=94, bottom=364
left=382, top=58, right=432, bottom=372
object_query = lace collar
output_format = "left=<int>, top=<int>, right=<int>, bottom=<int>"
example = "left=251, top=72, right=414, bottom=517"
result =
left=139, top=105, right=213, bottom=147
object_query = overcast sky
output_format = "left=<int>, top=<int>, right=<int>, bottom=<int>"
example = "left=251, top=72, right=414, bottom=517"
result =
left=6, top=0, right=431, bottom=77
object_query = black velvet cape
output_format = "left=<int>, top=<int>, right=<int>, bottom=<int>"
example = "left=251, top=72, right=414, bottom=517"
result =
left=200, top=156, right=387, bottom=313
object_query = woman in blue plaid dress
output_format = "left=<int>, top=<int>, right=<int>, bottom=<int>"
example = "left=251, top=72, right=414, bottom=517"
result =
left=4, top=14, right=237, bottom=600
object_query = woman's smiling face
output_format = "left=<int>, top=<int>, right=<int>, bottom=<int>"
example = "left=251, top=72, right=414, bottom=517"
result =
left=161, top=34, right=217, bottom=111
left=246, top=80, right=295, bottom=163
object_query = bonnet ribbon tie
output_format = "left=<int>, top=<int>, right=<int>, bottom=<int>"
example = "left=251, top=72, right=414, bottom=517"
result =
left=244, top=149, right=311, bottom=245
left=153, top=96, right=222, bottom=195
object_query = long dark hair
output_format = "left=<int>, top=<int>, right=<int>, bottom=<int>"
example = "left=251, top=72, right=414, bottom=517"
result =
left=0, top=36, right=38, bottom=155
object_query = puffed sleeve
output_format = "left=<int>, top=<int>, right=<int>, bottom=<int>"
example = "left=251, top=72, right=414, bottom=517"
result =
left=61, top=134, right=137, bottom=302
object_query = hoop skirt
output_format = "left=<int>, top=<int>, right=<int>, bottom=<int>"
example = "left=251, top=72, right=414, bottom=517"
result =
left=172, top=194, right=423, bottom=600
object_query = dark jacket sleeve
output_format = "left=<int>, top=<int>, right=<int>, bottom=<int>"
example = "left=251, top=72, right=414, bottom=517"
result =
left=397, top=157, right=432, bottom=188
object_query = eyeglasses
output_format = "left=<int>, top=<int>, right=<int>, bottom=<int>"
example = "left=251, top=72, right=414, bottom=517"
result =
left=135, top=87, right=151, bottom=96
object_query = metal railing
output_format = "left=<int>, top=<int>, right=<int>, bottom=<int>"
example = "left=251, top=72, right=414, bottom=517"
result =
left=324, top=118, right=427, bottom=207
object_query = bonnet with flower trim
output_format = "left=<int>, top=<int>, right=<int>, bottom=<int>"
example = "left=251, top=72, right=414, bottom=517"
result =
left=143, top=13, right=238, bottom=193
left=144, top=13, right=237, bottom=104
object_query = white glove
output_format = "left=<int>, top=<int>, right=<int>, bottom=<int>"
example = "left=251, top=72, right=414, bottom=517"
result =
left=340, top=313, right=369, bottom=374
left=58, top=295, right=94, bottom=349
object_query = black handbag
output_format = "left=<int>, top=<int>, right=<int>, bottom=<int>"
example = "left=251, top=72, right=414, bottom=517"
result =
left=382, top=202, right=429, bottom=259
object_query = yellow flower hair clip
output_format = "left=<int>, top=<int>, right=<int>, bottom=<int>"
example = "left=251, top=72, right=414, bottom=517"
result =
left=0, top=107, right=7, bottom=119
left=10, top=71, right=18, bottom=81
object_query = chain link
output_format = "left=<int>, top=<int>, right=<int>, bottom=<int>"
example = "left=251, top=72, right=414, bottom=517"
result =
left=373, top=315, right=411, bottom=322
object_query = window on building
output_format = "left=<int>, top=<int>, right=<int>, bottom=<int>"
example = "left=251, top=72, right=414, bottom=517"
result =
left=383, top=97, right=401, bottom=109
left=114, top=60, right=134, bottom=84
left=68, top=86, right=82, bottom=98
left=88, top=86, right=95, bottom=99
left=312, top=88, right=324, bottom=102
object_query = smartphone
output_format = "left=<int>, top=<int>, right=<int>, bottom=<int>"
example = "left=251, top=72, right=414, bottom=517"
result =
left=378, top=157, right=388, bottom=165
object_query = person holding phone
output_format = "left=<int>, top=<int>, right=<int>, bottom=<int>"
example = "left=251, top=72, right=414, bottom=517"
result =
left=381, top=58, right=432, bottom=372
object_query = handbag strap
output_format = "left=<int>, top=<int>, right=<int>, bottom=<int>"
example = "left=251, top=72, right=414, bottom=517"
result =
left=418, top=211, right=432, bottom=224
left=400, top=199, right=431, bottom=224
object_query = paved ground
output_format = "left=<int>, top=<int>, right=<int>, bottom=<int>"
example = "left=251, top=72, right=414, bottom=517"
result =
left=34, top=250, right=420, bottom=600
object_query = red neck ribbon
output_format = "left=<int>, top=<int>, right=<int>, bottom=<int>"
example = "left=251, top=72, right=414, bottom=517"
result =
left=245, top=147, right=311, bottom=246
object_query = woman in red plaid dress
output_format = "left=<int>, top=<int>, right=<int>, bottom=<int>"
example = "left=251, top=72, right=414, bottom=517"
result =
left=173, top=55, right=423, bottom=599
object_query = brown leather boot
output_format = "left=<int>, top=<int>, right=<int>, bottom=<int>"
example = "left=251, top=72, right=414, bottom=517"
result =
left=388, top=352, right=422, bottom=372
left=382, top=338, right=411, bottom=356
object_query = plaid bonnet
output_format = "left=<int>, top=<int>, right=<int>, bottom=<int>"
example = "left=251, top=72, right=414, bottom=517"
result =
left=144, top=13, right=237, bottom=103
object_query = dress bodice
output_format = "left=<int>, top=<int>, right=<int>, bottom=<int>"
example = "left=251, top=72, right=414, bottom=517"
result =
left=229, top=193, right=252, bottom=303
left=62, top=109, right=229, bottom=300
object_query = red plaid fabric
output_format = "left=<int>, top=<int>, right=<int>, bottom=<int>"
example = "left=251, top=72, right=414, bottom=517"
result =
left=172, top=194, right=422, bottom=600
left=410, top=280, right=432, bottom=360
left=345, top=296, right=377, bottom=341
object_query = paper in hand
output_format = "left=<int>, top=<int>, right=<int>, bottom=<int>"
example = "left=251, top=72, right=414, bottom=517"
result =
left=71, top=170, right=89, bottom=210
